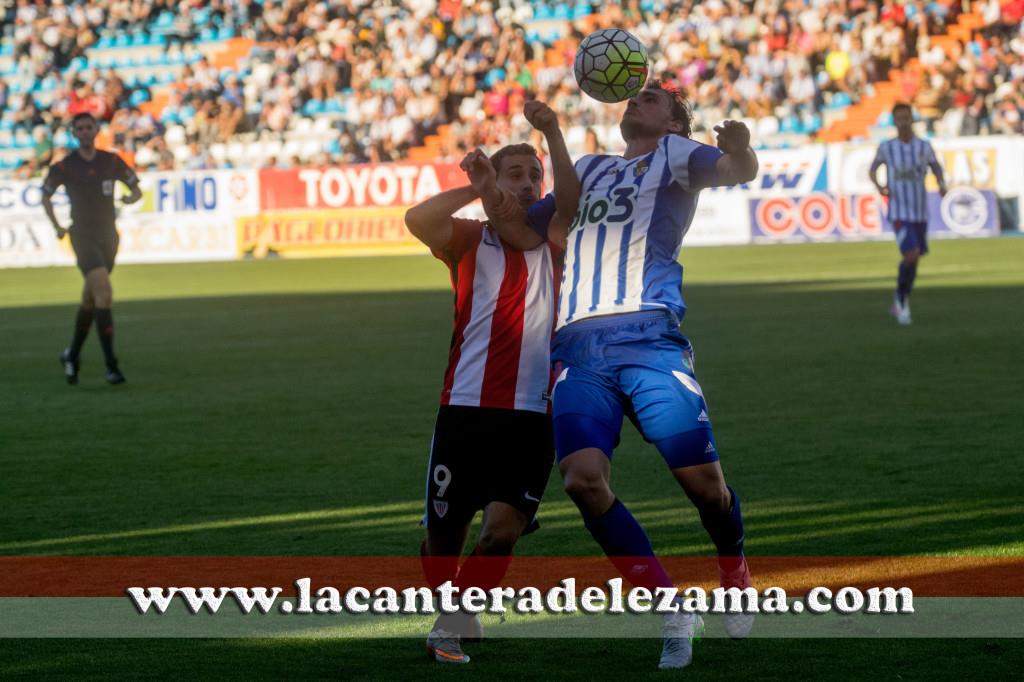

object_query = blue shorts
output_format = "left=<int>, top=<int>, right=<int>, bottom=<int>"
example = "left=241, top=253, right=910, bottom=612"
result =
left=894, top=221, right=928, bottom=255
left=550, top=311, right=719, bottom=470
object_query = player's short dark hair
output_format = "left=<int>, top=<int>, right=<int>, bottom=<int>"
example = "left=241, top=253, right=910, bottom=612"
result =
left=644, top=80, right=692, bottom=138
left=71, top=112, right=97, bottom=125
left=892, top=103, right=913, bottom=117
left=490, top=143, right=541, bottom=176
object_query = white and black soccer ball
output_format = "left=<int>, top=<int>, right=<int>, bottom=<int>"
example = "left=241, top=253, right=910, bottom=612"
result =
left=573, top=29, right=650, bottom=103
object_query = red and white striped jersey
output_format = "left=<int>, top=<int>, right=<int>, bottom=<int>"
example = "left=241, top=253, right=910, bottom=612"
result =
left=433, top=218, right=562, bottom=414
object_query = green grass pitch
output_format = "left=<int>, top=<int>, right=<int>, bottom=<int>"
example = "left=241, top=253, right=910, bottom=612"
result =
left=1, top=239, right=1022, bottom=678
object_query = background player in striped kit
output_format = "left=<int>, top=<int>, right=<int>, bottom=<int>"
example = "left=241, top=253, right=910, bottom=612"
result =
left=870, top=103, right=948, bottom=325
left=472, top=82, right=758, bottom=670
left=403, top=100, right=578, bottom=664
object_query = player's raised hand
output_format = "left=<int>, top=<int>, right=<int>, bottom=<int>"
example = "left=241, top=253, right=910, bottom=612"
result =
left=460, top=148, right=497, bottom=197
left=524, top=100, right=559, bottom=135
left=714, top=120, right=751, bottom=155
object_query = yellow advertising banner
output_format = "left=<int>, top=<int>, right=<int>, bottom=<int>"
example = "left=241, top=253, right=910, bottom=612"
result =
left=237, top=207, right=430, bottom=259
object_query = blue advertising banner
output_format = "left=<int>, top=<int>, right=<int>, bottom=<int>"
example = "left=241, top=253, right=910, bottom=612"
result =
left=750, top=189, right=998, bottom=243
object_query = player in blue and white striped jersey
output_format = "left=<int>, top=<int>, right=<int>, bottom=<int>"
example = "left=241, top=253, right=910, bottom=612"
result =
left=470, top=81, right=759, bottom=668
left=870, top=103, right=948, bottom=325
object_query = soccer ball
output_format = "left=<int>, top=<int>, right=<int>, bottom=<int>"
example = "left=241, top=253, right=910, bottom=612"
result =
left=573, top=29, right=649, bottom=103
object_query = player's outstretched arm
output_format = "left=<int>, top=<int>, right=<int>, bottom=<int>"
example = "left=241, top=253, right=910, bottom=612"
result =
left=713, top=120, right=758, bottom=186
left=462, top=149, right=545, bottom=251
left=525, top=100, right=579, bottom=249
left=404, top=186, right=480, bottom=252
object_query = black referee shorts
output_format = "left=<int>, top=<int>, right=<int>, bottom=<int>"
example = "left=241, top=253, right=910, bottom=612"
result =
left=424, top=405, right=554, bottom=534
left=70, top=226, right=120, bottom=275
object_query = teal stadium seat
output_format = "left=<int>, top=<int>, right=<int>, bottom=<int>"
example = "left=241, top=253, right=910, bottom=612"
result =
left=833, top=92, right=852, bottom=108
left=302, top=100, right=325, bottom=116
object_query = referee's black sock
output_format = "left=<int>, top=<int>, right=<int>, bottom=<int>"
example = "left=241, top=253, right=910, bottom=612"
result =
left=68, top=306, right=94, bottom=359
left=94, top=308, right=118, bottom=369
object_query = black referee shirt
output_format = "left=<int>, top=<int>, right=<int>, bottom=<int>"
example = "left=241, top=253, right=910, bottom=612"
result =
left=43, top=150, right=139, bottom=235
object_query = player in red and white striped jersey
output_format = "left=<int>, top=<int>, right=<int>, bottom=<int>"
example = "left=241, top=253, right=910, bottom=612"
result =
left=404, top=100, right=579, bottom=664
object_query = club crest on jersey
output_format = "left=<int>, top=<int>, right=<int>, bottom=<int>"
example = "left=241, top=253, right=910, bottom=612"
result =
left=634, top=160, right=650, bottom=177
left=433, top=500, right=448, bottom=518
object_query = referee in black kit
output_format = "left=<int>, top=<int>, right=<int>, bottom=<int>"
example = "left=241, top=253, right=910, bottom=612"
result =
left=41, top=112, right=142, bottom=385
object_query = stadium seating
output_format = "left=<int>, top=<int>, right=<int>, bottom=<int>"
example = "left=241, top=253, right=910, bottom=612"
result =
left=0, top=0, right=1019, bottom=176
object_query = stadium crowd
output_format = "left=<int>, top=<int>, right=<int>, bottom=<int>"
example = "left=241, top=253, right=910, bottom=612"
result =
left=0, top=0, right=1021, bottom=176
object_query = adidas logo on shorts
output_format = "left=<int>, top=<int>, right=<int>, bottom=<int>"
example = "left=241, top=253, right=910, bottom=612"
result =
left=704, top=441, right=716, bottom=454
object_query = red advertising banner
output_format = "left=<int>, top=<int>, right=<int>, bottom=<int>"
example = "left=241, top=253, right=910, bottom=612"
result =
left=2, top=555, right=1022, bottom=597
left=259, top=162, right=466, bottom=211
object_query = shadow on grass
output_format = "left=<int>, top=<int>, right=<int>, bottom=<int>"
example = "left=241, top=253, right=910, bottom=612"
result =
left=0, top=636, right=1021, bottom=680
left=0, top=284, right=1021, bottom=557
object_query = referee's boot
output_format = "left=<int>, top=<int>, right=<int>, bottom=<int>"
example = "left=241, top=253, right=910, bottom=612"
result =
left=105, top=363, right=127, bottom=385
left=60, top=348, right=80, bottom=385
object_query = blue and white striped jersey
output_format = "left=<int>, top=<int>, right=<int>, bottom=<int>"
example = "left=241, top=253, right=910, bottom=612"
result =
left=870, top=137, right=939, bottom=223
left=556, top=135, right=722, bottom=330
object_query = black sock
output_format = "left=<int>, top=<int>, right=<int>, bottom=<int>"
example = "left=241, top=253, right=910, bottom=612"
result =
left=94, top=308, right=117, bottom=369
left=69, top=306, right=94, bottom=359
left=897, top=261, right=918, bottom=304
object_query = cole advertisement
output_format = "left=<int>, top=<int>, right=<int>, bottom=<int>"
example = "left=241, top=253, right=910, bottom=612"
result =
left=245, top=162, right=465, bottom=257
left=750, top=188, right=999, bottom=243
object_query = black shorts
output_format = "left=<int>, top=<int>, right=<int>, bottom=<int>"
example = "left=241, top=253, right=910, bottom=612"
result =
left=424, top=405, right=554, bottom=534
left=70, top=227, right=119, bottom=275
